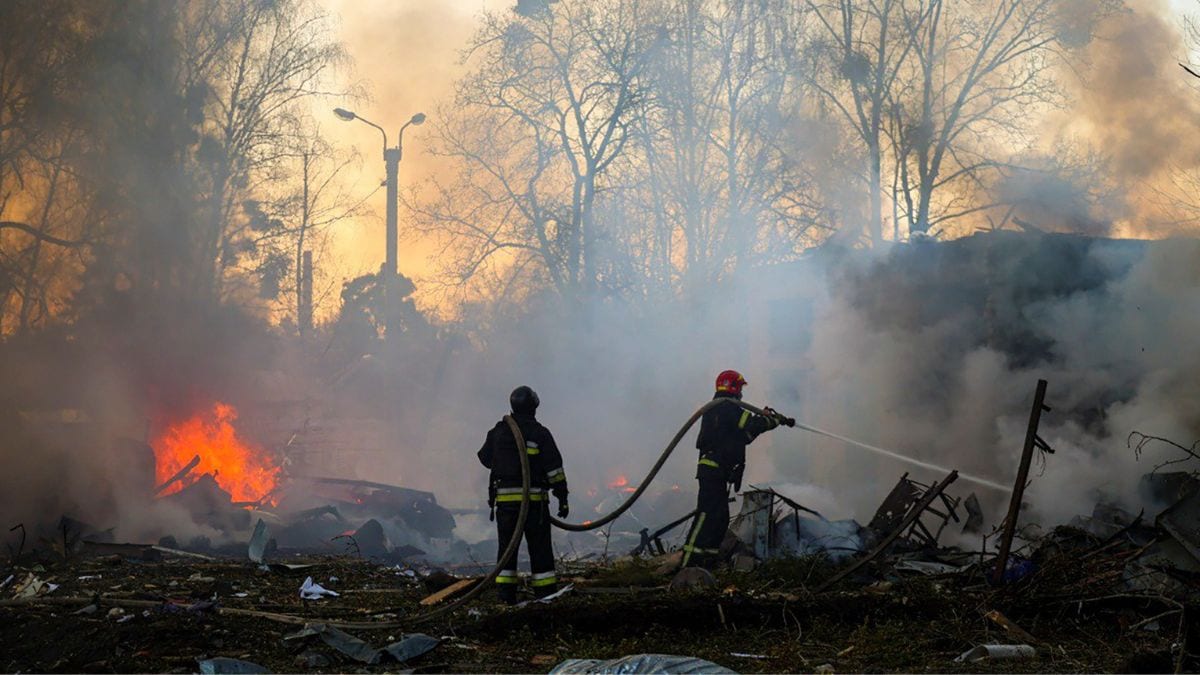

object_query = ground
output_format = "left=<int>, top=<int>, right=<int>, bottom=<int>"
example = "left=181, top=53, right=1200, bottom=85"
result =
left=1, top=539, right=1194, bottom=674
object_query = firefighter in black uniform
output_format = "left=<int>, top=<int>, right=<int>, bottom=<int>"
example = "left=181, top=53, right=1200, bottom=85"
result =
left=478, top=386, right=569, bottom=603
left=683, top=370, right=790, bottom=568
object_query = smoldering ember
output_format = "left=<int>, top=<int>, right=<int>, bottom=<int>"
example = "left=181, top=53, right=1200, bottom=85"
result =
left=5, top=2, right=1200, bottom=675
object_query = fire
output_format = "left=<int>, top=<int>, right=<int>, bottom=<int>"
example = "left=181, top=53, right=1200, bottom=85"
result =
left=607, top=475, right=637, bottom=493
left=151, top=402, right=280, bottom=504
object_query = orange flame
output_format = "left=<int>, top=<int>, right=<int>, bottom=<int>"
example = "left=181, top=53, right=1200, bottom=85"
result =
left=151, top=402, right=280, bottom=504
left=607, top=475, right=637, bottom=493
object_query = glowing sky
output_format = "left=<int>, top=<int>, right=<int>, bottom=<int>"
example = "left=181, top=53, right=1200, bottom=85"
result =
left=318, top=0, right=1198, bottom=314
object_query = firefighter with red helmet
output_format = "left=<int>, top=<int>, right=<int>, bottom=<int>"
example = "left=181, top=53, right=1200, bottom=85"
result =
left=682, top=370, right=787, bottom=568
left=478, top=386, right=569, bottom=604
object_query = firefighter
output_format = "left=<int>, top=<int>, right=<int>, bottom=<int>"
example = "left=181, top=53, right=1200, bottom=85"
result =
left=478, top=385, right=569, bottom=604
left=682, top=370, right=787, bottom=568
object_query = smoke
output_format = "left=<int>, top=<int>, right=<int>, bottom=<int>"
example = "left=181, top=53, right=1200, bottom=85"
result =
left=6, top=0, right=1200, bottom=560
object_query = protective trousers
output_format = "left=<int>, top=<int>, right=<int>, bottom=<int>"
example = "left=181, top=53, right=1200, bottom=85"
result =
left=494, top=502, right=557, bottom=602
left=682, top=476, right=729, bottom=568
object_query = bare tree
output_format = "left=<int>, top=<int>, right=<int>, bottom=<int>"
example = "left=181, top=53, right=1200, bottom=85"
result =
left=0, top=1, right=100, bottom=334
left=408, top=1, right=660, bottom=302
left=889, top=0, right=1115, bottom=237
left=803, top=0, right=922, bottom=246
left=185, top=0, right=349, bottom=302
left=633, top=0, right=825, bottom=295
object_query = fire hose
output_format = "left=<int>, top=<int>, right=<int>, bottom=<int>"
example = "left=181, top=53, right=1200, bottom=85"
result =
left=411, top=399, right=783, bottom=622
left=413, top=397, right=1010, bottom=622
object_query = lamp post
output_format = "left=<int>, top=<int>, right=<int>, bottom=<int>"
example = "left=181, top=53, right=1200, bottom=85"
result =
left=333, top=107, right=426, bottom=338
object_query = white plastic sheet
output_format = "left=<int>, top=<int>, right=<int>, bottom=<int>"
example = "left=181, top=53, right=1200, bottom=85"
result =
left=298, top=576, right=339, bottom=600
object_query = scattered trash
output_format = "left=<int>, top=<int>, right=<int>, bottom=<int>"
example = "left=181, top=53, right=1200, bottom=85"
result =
left=299, top=576, right=339, bottom=600
left=197, top=657, right=271, bottom=674
left=284, top=623, right=439, bottom=664
left=419, top=578, right=476, bottom=606
left=998, top=558, right=1036, bottom=584
left=730, top=652, right=768, bottom=659
left=328, top=575, right=339, bottom=582
left=107, top=607, right=125, bottom=619
left=233, top=592, right=249, bottom=598
left=893, top=560, right=967, bottom=575
left=266, top=562, right=315, bottom=574
left=11, top=574, right=57, bottom=598
left=0, top=574, right=13, bottom=591
left=284, top=623, right=378, bottom=663
left=73, top=604, right=99, bottom=615
left=955, top=644, right=1036, bottom=663
left=550, top=654, right=736, bottom=674
left=247, top=518, right=269, bottom=564
left=516, top=584, right=574, bottom=607
left=188, top=572, right=216, bottom=583
left=381, top=633, right=440, bottom=663
left=77, top=575, right=102, bottom=581
left=984, top=609, right=1038, bottom=644
left=814, top=664, right=835, bottom=674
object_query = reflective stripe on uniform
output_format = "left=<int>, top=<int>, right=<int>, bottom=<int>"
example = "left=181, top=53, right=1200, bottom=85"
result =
left=495, top=493, right=547, bottom=502
left=681, top=544, right=718, bottom=554
left=495, top=570, right=519, bottom=584
left=547, top=467, right=566, bottom=483
left=530, top=571, right=557, bottom=587
left=738, top=410, right=751, bottom=429
left=526, top=441, right=540, bottom=455
left=698, top=457, right=720, bottom=469
left=495, top=487, right=547, bottom=502
left=681, top=512, right=707, bottom=567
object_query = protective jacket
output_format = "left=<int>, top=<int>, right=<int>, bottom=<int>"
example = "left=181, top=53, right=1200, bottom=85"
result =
left=478, top=413, right=569, bottom=504
left=695, top=391, right=777, bottom=490
left=477, top=412, right=567, bottom=601
left=685, top=392, right=779, bottom=568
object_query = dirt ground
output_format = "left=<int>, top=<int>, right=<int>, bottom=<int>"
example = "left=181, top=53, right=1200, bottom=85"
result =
left=0, top=546, right=1194, bottom=674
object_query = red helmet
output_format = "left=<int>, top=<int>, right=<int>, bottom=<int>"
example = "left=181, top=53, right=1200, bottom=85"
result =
left=715, top=370, right=747, bottom=396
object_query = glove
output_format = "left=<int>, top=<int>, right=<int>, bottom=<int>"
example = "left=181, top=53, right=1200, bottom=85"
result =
left=731, top=464, right=745, bottom=493
left=763, top=406, right=795, bottom=428
left=557, top=497, right=569, bottom=519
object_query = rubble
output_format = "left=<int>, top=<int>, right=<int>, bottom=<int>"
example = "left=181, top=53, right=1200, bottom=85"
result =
left=550, top=654, right=736, bottom=674
left=6, top=464, right=1200, bottom=673
left=283, top=623, right=438, bottom=664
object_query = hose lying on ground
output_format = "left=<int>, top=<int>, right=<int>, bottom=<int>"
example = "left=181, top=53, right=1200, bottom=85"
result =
left=414, top=397, right=1010, bottom=621
left=409, top=414, right=531, bottom=624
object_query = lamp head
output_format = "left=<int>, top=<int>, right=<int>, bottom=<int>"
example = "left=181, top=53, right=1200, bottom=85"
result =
left=333, top=108, right=356, bottom=122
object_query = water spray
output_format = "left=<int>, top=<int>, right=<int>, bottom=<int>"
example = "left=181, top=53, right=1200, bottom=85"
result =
left=788, top=420, right=1013, bottom=493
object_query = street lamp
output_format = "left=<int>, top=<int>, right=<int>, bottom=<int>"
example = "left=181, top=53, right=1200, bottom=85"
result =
left=333, top=107, right=426, bottom=338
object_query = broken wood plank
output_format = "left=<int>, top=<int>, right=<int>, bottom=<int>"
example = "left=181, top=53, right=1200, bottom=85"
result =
left=419, top=578, right=477, bottom=606
left=993, top=379, right=1049, bottom=584
left=816, top=470, right=959, bottom=593
left=984, top=609, right=1039, bottom=644
left=155, top=455, right=200, bottom=494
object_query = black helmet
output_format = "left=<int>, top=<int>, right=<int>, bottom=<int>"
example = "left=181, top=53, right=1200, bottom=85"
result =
left=510, top=386, right=540, bottom=415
